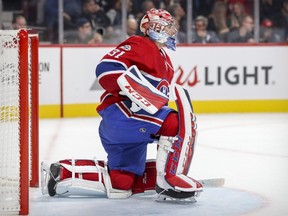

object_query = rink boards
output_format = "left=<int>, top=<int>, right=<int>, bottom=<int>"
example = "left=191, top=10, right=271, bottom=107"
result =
left=38, top=44, right=288, bottom=118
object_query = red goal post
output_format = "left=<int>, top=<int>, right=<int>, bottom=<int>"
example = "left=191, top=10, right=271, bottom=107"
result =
left=0, top=29, right=39, bottom=215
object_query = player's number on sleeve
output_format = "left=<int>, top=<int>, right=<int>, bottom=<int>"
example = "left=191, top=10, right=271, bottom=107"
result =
left=108, top=49, right=125, bottom=58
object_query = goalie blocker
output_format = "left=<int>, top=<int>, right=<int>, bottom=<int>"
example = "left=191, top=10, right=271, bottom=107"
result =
left=117, top=65, right=169, bottom=114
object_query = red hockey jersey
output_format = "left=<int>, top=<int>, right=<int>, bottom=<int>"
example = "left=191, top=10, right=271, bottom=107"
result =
left=96, top=35, right=174, bottom=112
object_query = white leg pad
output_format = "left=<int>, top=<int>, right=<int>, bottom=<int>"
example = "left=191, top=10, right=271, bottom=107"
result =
left=55, top=178, right=106, bottom=196
left=156, top=136, right=203, bottom=193
left=42, top=159, right=132, bottom=199
left=156, top=136, right=175, bottom=191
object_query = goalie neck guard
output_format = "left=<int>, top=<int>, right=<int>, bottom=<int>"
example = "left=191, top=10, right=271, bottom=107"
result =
left=140, top=8, right=178, bottom=51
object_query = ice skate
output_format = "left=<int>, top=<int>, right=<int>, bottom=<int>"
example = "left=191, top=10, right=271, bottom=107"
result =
left=41, top=162, right=61, bottom=197
left=155, top=184, right=197, bottom=198
left=47, top=162, right=61, bottom=196
left=155, top=180, right=202, bottom=203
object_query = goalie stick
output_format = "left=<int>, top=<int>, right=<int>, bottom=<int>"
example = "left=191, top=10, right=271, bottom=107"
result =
left=197, top=178, right=225, bottom=188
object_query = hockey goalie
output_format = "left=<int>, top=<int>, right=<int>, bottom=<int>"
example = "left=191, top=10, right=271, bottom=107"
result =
left=42, top=8, right=203, bottom=201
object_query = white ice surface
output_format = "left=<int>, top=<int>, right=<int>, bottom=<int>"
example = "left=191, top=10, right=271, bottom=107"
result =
left=29, top=113, right=288, bottom=216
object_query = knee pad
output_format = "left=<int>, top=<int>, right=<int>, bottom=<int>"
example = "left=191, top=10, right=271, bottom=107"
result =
left=110, top=170, right=135, bottom=190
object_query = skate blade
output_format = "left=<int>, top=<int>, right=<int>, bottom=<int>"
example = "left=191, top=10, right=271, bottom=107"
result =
left=155, top=194, right=198, bottom=203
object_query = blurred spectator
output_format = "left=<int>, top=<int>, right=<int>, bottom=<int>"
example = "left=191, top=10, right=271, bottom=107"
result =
left=192, top=0, right=214, bottom=18
left=207, top=1, right=230, bottom=42
left=4, top=0, right=286, bottom=44
left=272, top=0, right=288, bottom=41
left=134, top=0, right=155, bottom=21
left=65, top=17, right=103, bottom=44
left=259, top=19, right=281, bottom=42
left=174, top=19, right=187, bottom=44
left=44, top=0, right=82, bottom=42
left=106, top=0, right=133, bottom=27
left=134, top=0, right=156, bottom=35
left=82, top=0, right=111, bottom=31
left=167, top=3, right=187, bottom=43
left=227, top=15, right=255, bottom=42
left=87, top=31, right=104, bottom=44
left=2, top=0, right=22, bottom=11
left=37, top=0, right=46, bottom=25
left=103, top=16, right=138, bottom=44
left=96, top=0, right=108, bottom=9
left=126, top=17, right=138, bottom=37
left=159, top=0, right=175, bottom=10
left=143, top=0, right=157, bottom=11
left=227, top=2, right=247, bottom=30
left=192, top=15, right=221, bottom=43
left=226, top=0, right=251, bottom=14
left=260, top=0, right=282, bottom=22
left=168, top=3, right=186, bottom=32
left=12, top=14, right=27, bottom=29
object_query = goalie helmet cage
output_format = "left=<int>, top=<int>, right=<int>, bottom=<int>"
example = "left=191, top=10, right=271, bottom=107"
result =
left=0, top=29, right=39, bottom=215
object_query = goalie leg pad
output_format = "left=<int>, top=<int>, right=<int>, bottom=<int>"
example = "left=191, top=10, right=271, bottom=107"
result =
left=42, top=159, right=158, bottom=198
left=41, top=159, right=132, bottom=199
left=55, top=177, right=106, bottom=196
left=156, top=85, right=203, bottom=195
left=156, top=137, right=202, bottom=199
left=169, top=84, right=197, bottom=176
left=156, top=136, right=201, bottom=192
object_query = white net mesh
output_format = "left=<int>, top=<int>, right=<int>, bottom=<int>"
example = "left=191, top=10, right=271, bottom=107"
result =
left=0, top=30, right=21, bottom=212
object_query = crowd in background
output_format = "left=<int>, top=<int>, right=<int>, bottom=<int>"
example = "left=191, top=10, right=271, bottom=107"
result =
left=1, top=0, right=288, bottom=44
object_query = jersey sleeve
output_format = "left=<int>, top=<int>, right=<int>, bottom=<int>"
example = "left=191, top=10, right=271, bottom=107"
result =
left=95, top=61, right=126, bottom=96
left=101, top=36, right=153, bottom=70
left=96, top=36, right=152, bottom=96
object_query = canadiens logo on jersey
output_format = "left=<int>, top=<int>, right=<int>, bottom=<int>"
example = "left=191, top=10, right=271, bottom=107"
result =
left=157, top=79, right=169, bottom=96
left=119, top=45, right=131, bottom=51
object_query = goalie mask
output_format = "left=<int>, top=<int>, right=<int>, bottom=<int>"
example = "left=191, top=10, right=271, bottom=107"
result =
left=140, top=8, right=178, bottom=51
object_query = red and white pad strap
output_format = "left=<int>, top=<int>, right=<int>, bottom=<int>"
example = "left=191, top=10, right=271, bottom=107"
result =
left=117, top=65, right=169, bottom=114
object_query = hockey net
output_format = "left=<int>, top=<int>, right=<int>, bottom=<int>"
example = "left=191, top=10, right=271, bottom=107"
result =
left=0, top=29, right=39, bottom=215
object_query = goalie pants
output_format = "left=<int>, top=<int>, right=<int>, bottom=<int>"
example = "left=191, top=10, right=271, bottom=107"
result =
left=98, top=100, right=179, bottom=177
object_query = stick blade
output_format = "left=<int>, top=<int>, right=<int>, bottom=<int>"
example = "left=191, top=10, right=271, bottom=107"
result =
left=198, top=178, right=225, bottom=188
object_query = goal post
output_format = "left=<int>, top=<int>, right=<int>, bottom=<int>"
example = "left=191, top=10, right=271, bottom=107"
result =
left=28, top=30, right=39, bottom=189
left=0, top=29, right=39, bottom=215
